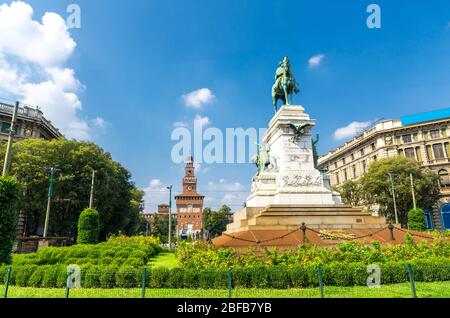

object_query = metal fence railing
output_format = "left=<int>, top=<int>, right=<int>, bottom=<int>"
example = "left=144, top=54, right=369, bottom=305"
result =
left=1, top=264, right=449, bottom=299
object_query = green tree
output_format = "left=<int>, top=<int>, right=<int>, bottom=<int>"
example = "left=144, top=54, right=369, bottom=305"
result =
left=0, top=176, right=21, bottom=264
left=0, top=138, right=144, bottom=240
left=202, top=205, right=232, bottom=238
left=77, top=208, right=100, bottom=244
left=150, top=214, right=176, bottom=243
left=408, top=208, right=427, bottom=231
left=360, top=157, right=440, bottom=227
left=337, top=180, right=363, bottom=206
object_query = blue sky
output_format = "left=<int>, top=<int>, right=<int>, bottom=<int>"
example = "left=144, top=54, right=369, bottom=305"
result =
left=0, top=0, right=449, bottom=211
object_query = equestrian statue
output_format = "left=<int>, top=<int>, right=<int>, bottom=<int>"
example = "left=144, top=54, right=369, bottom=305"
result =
left=272, top=56, right=300, bottom=113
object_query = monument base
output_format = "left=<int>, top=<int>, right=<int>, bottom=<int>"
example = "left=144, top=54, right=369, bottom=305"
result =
left=225, top=205, right=387, bottom=234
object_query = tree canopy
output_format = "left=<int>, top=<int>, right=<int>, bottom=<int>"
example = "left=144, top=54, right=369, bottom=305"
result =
left=337, top=157, right=440, bottom=227
left=202, top=205, right=232, bottom=238
left=0, top=138, right=145, bottom=240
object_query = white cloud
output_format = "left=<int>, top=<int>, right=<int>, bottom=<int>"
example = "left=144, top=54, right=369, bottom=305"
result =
left=173, top=121, right=189, bottom=128
left=142, top=179, right=170, bottom=212
left=194, top=114, right=210, bottom=127
left=333, top=121, right=373, bottom=141
left=92, top=116, right=106, bottom=129
left=204, top=179, right=248, bottom=211
left=182, top=88, right=215, bottom=108
left=308, top=54, right=325, bottom=68
left=0, top=1, right=98, bottom=139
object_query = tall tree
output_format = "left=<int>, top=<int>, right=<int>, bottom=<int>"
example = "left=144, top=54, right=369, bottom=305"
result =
left=0, top=138, right=144, bottom=240
left=202, top=205, right=232, bottom=238
left=150, top=214, right=176, bottom=243
left=360, top=157, right=440, bottom=227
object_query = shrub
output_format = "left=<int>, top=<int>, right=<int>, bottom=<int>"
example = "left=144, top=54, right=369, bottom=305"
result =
left=166, top=267, right=185, bottom=288
left=13, top=265, right=37, bottom=287
left=41, top=265, right=60, bottom=288
left=28, top=266, right=49, bottom=287
left=99, top=266, right=117, bottom=288
left=77, top=208, right=100, bottom=244
left=83, top=266, right=102, bottom=288
left=148, top=268, right=169, bottom=288
left=116, top=267, right=139, bottom=288
left=0, top=176, right=20, bottom=264
left=408, top=208, right=427, bottom=232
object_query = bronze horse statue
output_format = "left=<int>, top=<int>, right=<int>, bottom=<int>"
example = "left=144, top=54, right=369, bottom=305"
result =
left=272, top=56, right=300, bottom=113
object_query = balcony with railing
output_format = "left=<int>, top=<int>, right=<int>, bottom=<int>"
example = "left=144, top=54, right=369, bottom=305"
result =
left=0, top=99, right=61, bottom=138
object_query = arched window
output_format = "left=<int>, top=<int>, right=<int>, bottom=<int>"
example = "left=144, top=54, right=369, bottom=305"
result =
left=438, top=169, right=450, bottom=186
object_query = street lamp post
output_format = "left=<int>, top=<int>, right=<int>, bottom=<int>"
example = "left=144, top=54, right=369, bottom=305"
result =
left=166, top=185, right=172, bottom=248
left=42, top=167, right=61, bottom=238
left=388, top=173, right=399, bottom=226
left=89, top=170, right=96, bottom=209
left=410, top=173, right=417, bottom=210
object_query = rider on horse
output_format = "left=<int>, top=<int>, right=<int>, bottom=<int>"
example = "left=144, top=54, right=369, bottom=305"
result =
left=272, top=56, right=300, bottom=112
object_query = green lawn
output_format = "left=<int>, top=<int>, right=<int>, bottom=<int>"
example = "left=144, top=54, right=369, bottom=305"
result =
left=1, top=281, right=449, bottom=298
left=147, top=252, right=179, bottom=269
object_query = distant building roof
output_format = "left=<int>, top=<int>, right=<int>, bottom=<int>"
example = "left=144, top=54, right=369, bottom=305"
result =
left=401, top=107, right=450, bottom=126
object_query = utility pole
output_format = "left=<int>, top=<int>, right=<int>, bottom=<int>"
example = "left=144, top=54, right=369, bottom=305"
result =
left=89, top=170, right=96, bottom=209
left=388, top=173, right=399, bottom=226
left=43, top=167, right=61, bottom=238
left=166, top=185, right=173, bottom=248
left=410, top=173, right=417, bottom=210
left=2, top=101, right=19, bottom=176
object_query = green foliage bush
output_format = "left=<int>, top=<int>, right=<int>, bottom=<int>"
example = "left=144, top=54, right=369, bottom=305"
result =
left=0, top=176, right=20, bottom=264
left=176, top=238, right=450, bottom=269
left=12, top=235, right=162, bottom=269
left=4, top=257, right=450, bottom=289
left=408, top=208, right=427, bottom=232
left=77, top=208, right=100, bottom=244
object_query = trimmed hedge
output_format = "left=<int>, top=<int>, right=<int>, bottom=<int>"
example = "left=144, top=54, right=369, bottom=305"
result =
left=408, top=208, right=427, bottom=232
left=77, top=208, right=100, bottom=244
left=0, top=176, right=21, bottom=265
left=2, top=258, right=449, bottom=289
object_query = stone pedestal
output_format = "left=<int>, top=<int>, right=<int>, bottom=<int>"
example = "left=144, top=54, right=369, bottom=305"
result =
left=247, top=105, right=339, bottom=207
left=224, top=105, right=387, bottom=236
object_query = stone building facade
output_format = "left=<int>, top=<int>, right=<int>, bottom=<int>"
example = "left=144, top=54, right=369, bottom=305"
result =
left=0, top=100, right=61, bottom=141
left=318, top=107, right=450, bottom=231
left=175, top=156, right=205, bottom=237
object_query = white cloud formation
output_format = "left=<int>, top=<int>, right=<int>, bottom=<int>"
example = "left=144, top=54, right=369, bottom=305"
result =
left=182, top=88, right=215, bottom=108
left=173, top=121, right=189, bottom=128
left=333, top=121, right=373, bottom=140
left=0, top=1, right=98, bottom=139
left=142, top=179, right=170, bottom=212
left=194, top=114, right=210, bottom=127
left=308, top=54, right=325, bottom=68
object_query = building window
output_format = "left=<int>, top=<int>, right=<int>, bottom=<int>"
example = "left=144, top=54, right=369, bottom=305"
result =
left=335, top=173, right=340, bottom=185
left=343, top=169, right=348, bottom=181
left=351, top=153, right=355, bottom=161
left=360, top=148, right=365, bottom=157
left=361, top=160, right=367, bottom=173
left=334, top=162, right=338, bottom=169
left=372, top=155, right=377, bottom=161
left=439, top=169, right=450, bottom=186
left=371, top=143, right=376, bottom=151
left=433, top=144, right=445, bottom=159
left=342, top=158, right=346, bottom=165
left=430, top=129, right=440, bottom=139
left=402, top=135, right=412, bottom=143
left=1, top=122, right=20, bottom=135
left=404, top=147, right=416, bottom=160
left=352, top=165, right=358, bottom=178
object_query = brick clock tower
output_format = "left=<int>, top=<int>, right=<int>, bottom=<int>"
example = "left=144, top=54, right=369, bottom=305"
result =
left=175, top=156, right=204, bottom=237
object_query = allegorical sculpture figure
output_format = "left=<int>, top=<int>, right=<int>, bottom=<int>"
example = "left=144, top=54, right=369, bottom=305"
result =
left=272, top=56, right=300, bottom=112
left=252, top=143, right=278, bottom=176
